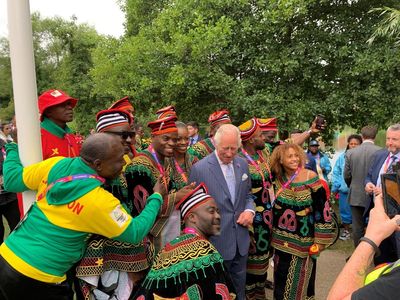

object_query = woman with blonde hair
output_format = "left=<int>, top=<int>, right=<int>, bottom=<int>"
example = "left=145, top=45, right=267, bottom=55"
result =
left=270, top=143, right=336, bottom=300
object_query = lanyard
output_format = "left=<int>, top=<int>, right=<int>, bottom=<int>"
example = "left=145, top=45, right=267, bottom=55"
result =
left=148, top=144, right=165, bottom=176
left=275, top=167, right=301, bottom=198
left=37, top=173, right=105, bottom=201
left=183, top=227, right=198, bottom=235
left=148, top=144, right=168, bottom=190
left=174, top=158, right=188, bottom=183
left=241, top=149, right=269, bottom=188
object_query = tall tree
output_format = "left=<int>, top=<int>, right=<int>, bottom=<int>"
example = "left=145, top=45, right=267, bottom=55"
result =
left=31, top=13, right=102, bottom=132
left=91, top=0, right=400, bottom=139
left=0, top=38, right=12, bottom=112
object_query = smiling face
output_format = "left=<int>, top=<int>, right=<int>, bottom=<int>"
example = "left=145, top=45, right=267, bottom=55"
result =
left=188, top=198, right=221, bottom=238
left=103, top=123, right=134, bottom=154
left=282, top=147, right=301, bottom=173
left=175, top=126, right=189, bottom=155
left=44, top=100, right=74, bottom=126
left=152, top=132, right=178, bottom=158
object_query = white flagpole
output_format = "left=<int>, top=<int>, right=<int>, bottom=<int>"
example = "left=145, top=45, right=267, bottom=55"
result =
left=7, top=0, right=42, bottom=213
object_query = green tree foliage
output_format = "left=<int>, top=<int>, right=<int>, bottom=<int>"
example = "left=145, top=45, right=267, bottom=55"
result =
left=31, top=13, right=103, bottom=132
left=0, top=38, right=12, bottom=110
left=0, top=13, right=105, bottom=133
left=368, top=6, right=400, bottom=45
left=91, top=0, right=400, bottom=142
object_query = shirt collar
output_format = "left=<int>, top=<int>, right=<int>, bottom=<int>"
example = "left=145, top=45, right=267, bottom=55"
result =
left=41, top=117, right=72, bottom=138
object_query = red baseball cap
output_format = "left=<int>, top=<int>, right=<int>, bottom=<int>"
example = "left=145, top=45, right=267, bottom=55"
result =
left=38, top=89, right=78, bottom=120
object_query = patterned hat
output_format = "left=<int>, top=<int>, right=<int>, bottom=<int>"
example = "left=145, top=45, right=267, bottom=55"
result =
left=148, top=115, right=178, bottom=135
left=96, top=109, right=133, bottom=132
left=208, top=110, right=231, bottom=129
left=108, top=96, right=134, bottom=115
left=258, top=118, right=278, bottom=132
left=156, top=105, right=177, bottom=119
left=176, top=183, right=213, bottom=219
left=238, top=117, right=260, bottom=142
left=38, top=89, right=78, bottom=121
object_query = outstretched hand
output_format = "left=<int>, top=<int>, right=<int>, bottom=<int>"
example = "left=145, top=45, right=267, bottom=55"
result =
left=310, top=117, right=326, bottom=133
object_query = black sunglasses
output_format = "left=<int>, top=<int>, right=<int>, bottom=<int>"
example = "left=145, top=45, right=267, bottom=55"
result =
left=104, top=131, right=136, bottom=139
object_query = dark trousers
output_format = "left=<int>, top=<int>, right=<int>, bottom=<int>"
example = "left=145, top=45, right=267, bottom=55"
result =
left=0, top=193, right=20, bottom=244
left=0, top=255, right=71, bottom=300
left=351, top=205, right=366, bottom=247
left=224, top=246, right=248, bottom=300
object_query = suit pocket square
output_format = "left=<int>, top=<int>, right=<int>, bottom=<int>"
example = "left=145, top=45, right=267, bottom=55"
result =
left=242, top=173, right=248, bottom=181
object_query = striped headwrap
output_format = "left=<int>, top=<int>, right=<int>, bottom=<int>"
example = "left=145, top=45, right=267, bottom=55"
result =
left=148, top=115, right=178, bottom=135
left=176, top=183, right=213, bottom=219
left=238, top=117, right=260, bottom=141
left=258, top=118, right=278, bottom=132
left=156, top=105, right=177, bottom=119
left=208, top=110, right=231, bottom=129
left=108, top=96, right=134, bottom=119
left=96, top=109, right=133, bottom=132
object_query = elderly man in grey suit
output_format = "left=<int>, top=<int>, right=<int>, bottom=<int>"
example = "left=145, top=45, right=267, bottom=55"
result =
left=189, top=124, right=255, bottom=300
left=344, top=125, right=381, bottom=247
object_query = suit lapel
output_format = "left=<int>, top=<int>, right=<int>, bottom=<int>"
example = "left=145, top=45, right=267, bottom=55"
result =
left=208, top=153, right=231, bottom=201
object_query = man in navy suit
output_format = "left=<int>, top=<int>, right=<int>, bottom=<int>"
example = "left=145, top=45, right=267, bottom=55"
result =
left=189, top=124, right=255, bottom=300
left=364, top=123, right=400, bottom=263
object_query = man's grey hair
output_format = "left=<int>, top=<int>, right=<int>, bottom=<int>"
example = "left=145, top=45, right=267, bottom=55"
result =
left=388, top=124, right=400, bottom=132
left=214, top=124, right=241, bottom=148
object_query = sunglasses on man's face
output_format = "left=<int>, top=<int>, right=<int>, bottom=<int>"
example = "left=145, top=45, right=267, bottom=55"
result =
left=104, top=131, right=136, bottom=140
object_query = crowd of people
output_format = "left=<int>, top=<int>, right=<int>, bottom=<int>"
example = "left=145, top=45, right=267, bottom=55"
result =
left=0, top=89, right=399, bottom=300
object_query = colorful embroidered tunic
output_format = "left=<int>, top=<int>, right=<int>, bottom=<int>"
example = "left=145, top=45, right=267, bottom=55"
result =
left=76, top=161, right=155, bottom=299
left=239, top=149, right=273, bottom=300
left=272, top=175, right=335, bottom=258
left=170, top=153, right=198, bottom=191
left=271, top=174, right=335, bottom=300
left=0, top=143, right=162, bottom=284
left=187, top=137, right=215, bottom=161
left=125, top=149, right=178, bottom=253
left=41, top=117, right=81, bottom=159
left=133, top=233, right=236, bottom=299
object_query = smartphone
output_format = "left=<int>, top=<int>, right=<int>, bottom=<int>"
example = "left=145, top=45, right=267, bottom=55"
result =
left=315, top=114, right=326, bottom=130
left=381, top=173, right=400, bottom=217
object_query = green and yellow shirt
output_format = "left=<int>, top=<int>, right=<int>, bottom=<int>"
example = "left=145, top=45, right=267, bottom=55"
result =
left=0, top=143, right=162, bottom=283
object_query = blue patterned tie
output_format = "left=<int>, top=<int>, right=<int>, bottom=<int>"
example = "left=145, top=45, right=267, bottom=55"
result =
left=225, top=164, right=236, bottom=203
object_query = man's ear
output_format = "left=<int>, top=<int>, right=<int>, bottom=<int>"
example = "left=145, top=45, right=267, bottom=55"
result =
left=187, top=212, right=197, bottom=224
left=92, top=158, right=102, bottom=172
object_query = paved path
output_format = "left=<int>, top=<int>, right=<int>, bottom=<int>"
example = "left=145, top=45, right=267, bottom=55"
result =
left=266, top=249, right=349, bottom=299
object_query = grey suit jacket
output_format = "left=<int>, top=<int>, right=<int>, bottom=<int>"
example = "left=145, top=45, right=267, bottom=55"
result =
left=189, top=152, right=254, bottom=260
left=344, top=141, right=381, bottom=207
